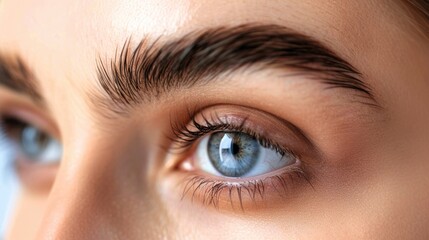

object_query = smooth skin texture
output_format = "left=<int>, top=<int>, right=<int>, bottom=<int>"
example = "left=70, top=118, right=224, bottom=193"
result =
left=0, top=0, right=429, bottom=239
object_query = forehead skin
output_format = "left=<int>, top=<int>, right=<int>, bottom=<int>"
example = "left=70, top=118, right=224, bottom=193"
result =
left=1, top=0, right=429, bottom=239
left=0, top=0, right=427, bottom=124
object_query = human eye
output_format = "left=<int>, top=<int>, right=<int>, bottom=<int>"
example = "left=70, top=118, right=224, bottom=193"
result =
left=167, top=105, right=316, bottom=210
left=195, top=131, right=295, bottom=178
left=0, top=112, right=62, bottom=190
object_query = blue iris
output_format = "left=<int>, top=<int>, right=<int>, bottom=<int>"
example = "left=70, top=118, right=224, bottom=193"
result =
left=19, top=125, right=62, bottom=164
left=207, top=132, right=261, bottom=177
left=21, top=126, right=50, bottom=159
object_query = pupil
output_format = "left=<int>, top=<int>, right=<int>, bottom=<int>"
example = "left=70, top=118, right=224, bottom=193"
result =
left=230, top=142, right=240, bottom=155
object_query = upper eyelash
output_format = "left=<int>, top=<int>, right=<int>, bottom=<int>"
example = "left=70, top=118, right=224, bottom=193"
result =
left=170, top=110, right=233, bottom=148
left=169, top=110, right=291, bottom=157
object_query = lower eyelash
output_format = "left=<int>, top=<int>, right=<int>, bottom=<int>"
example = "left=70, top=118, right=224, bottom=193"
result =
left=180, top=166, right=311, bottom=211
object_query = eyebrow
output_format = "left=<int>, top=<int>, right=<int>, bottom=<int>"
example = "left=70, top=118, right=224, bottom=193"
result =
left=96, top=24, right=378, bottom=114
left=0, top=54, right=42, bottom=102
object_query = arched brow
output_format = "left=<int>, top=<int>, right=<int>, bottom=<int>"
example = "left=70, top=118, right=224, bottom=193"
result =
left=95, top=24, right=379, bottom=115
left=0, top=53, right=42, bottom=102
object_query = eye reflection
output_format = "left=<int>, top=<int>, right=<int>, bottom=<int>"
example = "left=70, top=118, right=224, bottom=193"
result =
left=208, top=132, right=260, bottom=177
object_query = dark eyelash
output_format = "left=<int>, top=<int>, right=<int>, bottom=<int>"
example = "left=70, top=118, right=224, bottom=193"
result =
left=180, top=167, right=310, bottom=210
left=169, top=110, right=290, bottom=157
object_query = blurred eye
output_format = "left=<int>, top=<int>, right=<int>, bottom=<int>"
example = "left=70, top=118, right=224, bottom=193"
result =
left=1, top=117, right=62, bottom=164
left=19, top=124, right=62, bottom=164
left=195, top=131, right=296, bottom=178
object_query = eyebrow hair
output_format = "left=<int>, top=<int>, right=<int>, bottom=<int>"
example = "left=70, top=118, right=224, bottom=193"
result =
left=95, top=24, right=377, bottom=114
left=401, top=0, right=429, bottom=38
left=0, top=53, right=42, bottom=101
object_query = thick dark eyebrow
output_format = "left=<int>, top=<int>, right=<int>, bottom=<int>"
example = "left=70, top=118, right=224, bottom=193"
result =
left=96, top=24, right=378, bottom=114
left=0, top=53, right=42, bottom=101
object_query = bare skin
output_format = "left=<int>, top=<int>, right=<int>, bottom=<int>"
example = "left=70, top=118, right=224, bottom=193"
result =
left=0, top=0, right=428, bottom=239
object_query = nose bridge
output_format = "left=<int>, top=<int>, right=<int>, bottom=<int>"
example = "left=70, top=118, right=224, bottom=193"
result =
left=34, top=138, right=157, bottom=240
left=35, top=151, right=124, bottom=239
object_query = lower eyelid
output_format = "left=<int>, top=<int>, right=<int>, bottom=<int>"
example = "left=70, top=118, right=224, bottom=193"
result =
left=14, top=156, right=59, bottom=192
left=178, top=163, right=312, bottom=210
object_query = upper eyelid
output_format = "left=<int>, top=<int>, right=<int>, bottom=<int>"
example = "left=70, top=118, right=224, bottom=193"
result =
left=0, top=107, right=60, bottom=142
left=167, top=105, right=318, bottom=159
left=0, top=87, right=59, bottom=137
